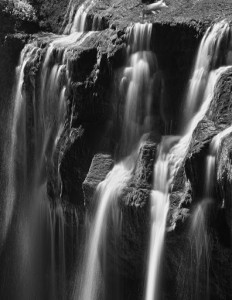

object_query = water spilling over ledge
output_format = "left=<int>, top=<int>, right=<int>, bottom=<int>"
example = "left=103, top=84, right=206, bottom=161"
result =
left=1, top=0, right=232, bottom=299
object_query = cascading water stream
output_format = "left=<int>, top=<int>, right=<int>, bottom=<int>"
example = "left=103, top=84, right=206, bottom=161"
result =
left=73, top=23, right=159, bottom=300
left=63, top=0, right=96, bottom=34
left=2, top=1, right=232, bottom=299
left=120, top=23, right=157, bottom=155
left=1, top=10, right=94, bottom=297
left=78, top=162, right=133, bottom=300
left=184, top=118, right=232, bottom=300
left=145, top=20, right=231, bottom=300
left=2, top=44, right=39, bottom=245
left=145, top=141, right=171, bottom=300
left=8, top=40, right=69, bottom=298
left=183, top=20, right=230, bottom=127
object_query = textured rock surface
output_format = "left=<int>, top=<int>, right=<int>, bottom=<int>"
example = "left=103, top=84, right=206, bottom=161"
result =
left=3, top=0, right=232, bottom=34
left=83, top=153, right=114, bottom=206
left=82, top=0, right=232, bottom=33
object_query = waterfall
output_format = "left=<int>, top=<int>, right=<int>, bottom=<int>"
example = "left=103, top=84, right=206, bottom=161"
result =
left=73, top=22, right=159, bottom=300
left=1, top=15, right=94, bottom=298
left=63, top=0, right=96, bottom=34
left=184, top=106, right=232, bottom=300
left=183, top=20, right=230, bottom=127
left=2, top=1, right=232, bottom=298
left=120, top=23, right=158, bottom=155
left=145, top=140, right=171, bottom=300
left=5, top=37, right=68, bottom=297
left=145, top=21, right=231, bottom=300
left=78, top=162, right=133, bottom=300
left=2, top=44, right=38, bottom=245
left=171, top=66, right=232, bottom=172
left=171, top=19, right=231, bottom=169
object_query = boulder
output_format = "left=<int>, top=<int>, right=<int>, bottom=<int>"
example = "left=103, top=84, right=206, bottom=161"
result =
left=83, top=153, right=114, bottom=206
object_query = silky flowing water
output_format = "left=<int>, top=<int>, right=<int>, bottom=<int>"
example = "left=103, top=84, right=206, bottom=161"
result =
left=1, top=0, right=232, bottom=299
left=72, top=22, right=159, bottom=300
left=145, top=20, right=232, bottom=300
left=1, top=3, right=93, bottom=298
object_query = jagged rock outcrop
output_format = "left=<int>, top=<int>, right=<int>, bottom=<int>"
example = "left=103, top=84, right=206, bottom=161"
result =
left=83, top=153, right=114, bottom=206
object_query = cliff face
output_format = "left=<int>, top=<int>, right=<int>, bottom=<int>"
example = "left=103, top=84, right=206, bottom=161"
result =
left=1, top=1, right=232, bottom=300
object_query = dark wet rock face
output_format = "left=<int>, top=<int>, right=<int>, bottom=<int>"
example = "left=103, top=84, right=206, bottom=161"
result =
left=83, top=153, right=114, bottom=206
left=55, top=30, right=126, bottom=209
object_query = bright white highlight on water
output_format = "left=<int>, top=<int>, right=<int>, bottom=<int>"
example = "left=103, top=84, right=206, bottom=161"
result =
left=184, top=20, right=230, bottom=124
left=77, top=22, right=157, bottom=300
left=63, top=0, right=96, bottom=34
left=78, top=162, right=133, bottom=300
left=145, top=20, right=231, bottom=300
left=145, top=143, right=170, bottom=300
